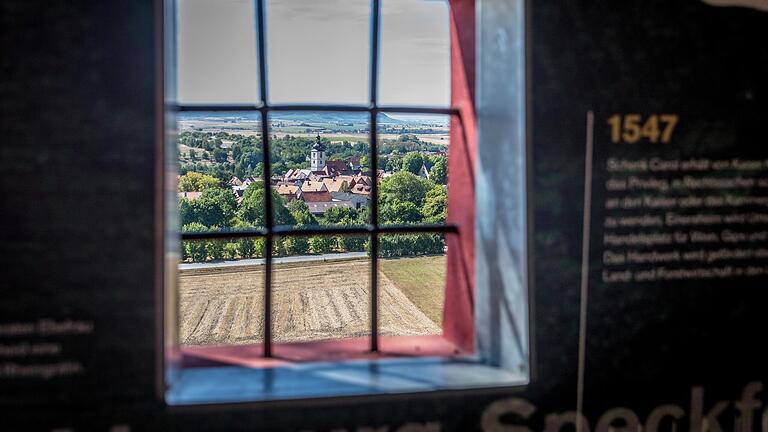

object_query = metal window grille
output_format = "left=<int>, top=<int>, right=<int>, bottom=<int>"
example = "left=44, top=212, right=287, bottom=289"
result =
left=173, top=0, right=462, bottom=357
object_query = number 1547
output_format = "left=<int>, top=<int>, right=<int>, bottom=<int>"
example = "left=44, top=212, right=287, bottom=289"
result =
left=607, top=114, right=678, bottom=144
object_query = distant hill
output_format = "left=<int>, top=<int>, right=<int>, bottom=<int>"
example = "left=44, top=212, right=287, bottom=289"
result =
left=178, top=111, right=408, bottom=125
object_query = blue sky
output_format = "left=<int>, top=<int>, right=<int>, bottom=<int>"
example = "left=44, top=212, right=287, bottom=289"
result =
left=177, top=0, right=450, bottom=106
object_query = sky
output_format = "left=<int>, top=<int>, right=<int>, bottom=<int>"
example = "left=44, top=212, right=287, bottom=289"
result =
left=176, top=0, right=450, bottom=107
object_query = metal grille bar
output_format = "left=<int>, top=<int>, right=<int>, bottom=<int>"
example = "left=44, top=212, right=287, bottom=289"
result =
left=172, top=103, right=459, bottom=116
left=255, top=0, right=272, bottom=357
left=368, top=0, right=381, bottom=353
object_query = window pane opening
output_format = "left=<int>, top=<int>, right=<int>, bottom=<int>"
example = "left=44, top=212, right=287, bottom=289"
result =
left=379, top=0, right=451, bottom=107
left=176, top=0, right=260, bottom=104
left=268, top=111, right=372, bottom=230
left=265, top=0, right=371, bottom=105
left=272, top=234, right=373, bottom=362
left=376, top=113, right=450, bottom=227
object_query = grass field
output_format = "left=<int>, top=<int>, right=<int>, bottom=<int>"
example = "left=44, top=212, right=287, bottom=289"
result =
left=178, top=256, right=445, bottom=346
left=379, top=255, right=446, bottom=326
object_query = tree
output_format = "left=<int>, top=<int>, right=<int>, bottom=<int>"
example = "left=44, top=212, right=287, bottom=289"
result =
left=402, top=152, right=425, bottom=174
left=178, top=172, right=220, bottom=192
left=322, top=207, right=359, bottom=225
left=386, top=154, right=402, bottom=172
left=429, top=156, right=447, bottom=184
left=189, top=149, right=197, bottom=161
left=231, top=144, right=242, bottom=162
left=179, top=186, right=238, bottom=227
left=379, top=234, right=444, bottom=257
left=283, top=235, right=310, bottom=255
left=380, top=201, right=422, bottom=224
left=182, top=222, right=208, bottom=262
left=223, top=243, right=239, bottom=260
left=238, top=151, right=262, bottom=169
left=379, top=171, right=434, bottom=207
left=421, top=186, right=447, bottom=223
left=206, top=239, right=225, bottom=260
left=287, top=200, right=317, bottom=226
left=213, top=148, right=228, bottom=163
left=232, top=221, right=262, bottom=258
left=238, top=182, right=295, bottom=226
left=309, top=236, right=334, bottom=254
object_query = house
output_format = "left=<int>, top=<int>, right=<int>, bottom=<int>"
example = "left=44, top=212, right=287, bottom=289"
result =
left=276, top=184, right=299, bottom=202
left=347, top=156, right=361, bottom=171
left=300, top=180, right=328, bottom=193
left=322, top=177, right=350, bottom=193
left=228, top=176, right=243, bottom=186
left=360, top=169, right=385, bottom=181
left=330, top=192, right=369, bottom=209
left=350, top=184, right=371, bottom=196
left=231, top=185, right=248, bottom=203
left=241, top=177, right=260, bottom=187
left=306, top=200, right=355, bottom=216
left=284, top=168, right=312, bottom=181
left=418, top=161, right=433, bottom=180
left=336, top=175, right=357, bottom=186
left=300, top=190, right=334, bottom=203
left=321, top=160, right=351, bottom=176
left=352, top=174, right=372, bottom=186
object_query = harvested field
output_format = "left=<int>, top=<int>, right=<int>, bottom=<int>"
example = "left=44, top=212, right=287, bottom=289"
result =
left=178, top=258, right=442, bottom=346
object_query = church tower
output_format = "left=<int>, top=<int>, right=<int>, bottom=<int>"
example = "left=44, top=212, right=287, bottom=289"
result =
left=310, top=133, right=327, bottom=172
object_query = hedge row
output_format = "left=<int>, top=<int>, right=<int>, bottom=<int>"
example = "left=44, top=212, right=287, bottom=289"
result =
left=180, top=233, right=445, bottom=262
left=377, top=234, right=445, bottom=258
left=180, top=235, right=368, bottom=262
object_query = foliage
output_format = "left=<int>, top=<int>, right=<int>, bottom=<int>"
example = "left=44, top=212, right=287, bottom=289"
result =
left=287, top=200, right=317, bottom=226
left=309, top=236, right=334, bottom=254
left=282, top=236, right=310, bottom=255
left=178, top=172, right=220, bottom=192
left=338, top=235, right=366, bottom=252
left=238, top=181, right=295, bottom=226
left=379, top=171, right=435, bottom=207
left=212, top=148, right=228, bottom=163
left=429, top=156, right=447, bottom=184
left=206, top=239, right=225, bottom=261
left=402, top=152, right=425, bottom=175
left=179, top=186, right=238, bottom=227
left=380, top=201, right=422, bottom=224
left=385, top=154, right=402, bottom=172
left=421, top=186, right=447, bottom=223
left=379, top=234, right=444, bottom=258
left=181, top=222, right=209, bottom=262
left=223, top=242, right=239, bottom=260
left=322, top=207, right=360, bottom=225
left=232, top=221, right=260, bottom=258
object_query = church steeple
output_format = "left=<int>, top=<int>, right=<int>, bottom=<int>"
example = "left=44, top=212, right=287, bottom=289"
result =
left=312, top=133, right=326, bottom=151
left=310, top=133, right=327, bottom=171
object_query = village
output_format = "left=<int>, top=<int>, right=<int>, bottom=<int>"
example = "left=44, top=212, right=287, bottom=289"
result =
left=179, top=133, right=439, bottom=219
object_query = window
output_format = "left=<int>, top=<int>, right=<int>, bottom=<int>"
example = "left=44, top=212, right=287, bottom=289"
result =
left=163, top=0, right=530, bottom=404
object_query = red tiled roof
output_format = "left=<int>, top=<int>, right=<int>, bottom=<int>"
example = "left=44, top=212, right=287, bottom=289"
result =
left=301, top=180, right=327, bottom=192
left=324, top=160, right=349, bottom=174
left=300, top=191, right=333, bottom=202
left=350, top=184, right=371, bottom=196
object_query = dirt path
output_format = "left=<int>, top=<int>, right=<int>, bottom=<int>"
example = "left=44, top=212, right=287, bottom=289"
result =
left=178, top=259, right=440, bottom=346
